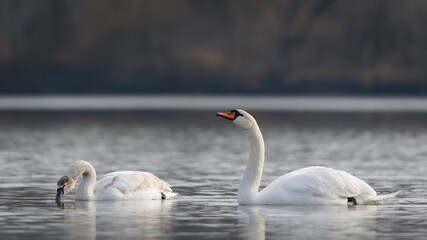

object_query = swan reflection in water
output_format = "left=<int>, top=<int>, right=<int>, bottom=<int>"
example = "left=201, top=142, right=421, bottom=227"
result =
left=59, top=200, right=174, bottom=240
left=238, top=205, right=380, bottom=240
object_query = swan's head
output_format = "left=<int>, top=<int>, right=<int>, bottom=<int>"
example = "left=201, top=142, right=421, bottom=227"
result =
left=217, top=109, right=256, bottom=130
left=55, top=175, right=77, bottom=203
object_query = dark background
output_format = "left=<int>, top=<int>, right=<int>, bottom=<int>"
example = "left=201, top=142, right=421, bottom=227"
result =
left=1, top=0, right=427, bottom=95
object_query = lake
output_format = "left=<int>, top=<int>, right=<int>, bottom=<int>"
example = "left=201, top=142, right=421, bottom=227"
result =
left=0, top=107, right=426, bottom=239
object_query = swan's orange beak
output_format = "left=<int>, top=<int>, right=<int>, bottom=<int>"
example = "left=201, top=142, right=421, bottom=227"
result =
left=217, top=111, right=236, bottom=121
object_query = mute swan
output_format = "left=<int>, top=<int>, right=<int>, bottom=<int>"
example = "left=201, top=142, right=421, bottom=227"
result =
left=55, top=160, right=177, bottom=202
left=217, top=109, right=399, bottom=205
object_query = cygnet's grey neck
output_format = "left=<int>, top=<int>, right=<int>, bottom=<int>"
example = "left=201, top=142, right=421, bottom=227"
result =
left=70, top=161, right=97, bottom=200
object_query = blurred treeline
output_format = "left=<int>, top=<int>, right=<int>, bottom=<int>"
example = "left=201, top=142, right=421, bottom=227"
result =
left=1, top=0, right=427, bottom=95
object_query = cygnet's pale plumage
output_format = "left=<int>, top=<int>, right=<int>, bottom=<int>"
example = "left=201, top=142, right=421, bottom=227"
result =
left=217, top=109, right=399, bottom=205
left=56, top=161, right=177, bottom=202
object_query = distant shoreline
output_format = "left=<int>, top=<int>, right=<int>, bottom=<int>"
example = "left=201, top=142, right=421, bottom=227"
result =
left=1, top=95, right=427, bottom=112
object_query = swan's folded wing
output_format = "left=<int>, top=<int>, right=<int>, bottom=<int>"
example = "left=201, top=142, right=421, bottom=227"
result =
left=265, top=166, right=376, bottom=199
left=96, top=171, right=173, bottom=194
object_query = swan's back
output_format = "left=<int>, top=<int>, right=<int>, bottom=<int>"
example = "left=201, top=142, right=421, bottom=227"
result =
left=258, top=166, right=376, bottom=205
left=95, top=171, right=175, bottom=200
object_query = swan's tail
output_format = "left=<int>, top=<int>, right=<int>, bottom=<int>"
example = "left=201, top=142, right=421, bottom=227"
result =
left=163, top=192, right=178, bottom=199
left=356, top=191, right=401, bottom=205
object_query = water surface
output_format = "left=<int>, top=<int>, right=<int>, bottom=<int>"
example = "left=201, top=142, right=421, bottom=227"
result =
left=0, top=111, right=426, bottom=239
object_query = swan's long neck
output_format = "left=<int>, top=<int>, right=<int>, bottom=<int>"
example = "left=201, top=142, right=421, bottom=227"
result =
left=69, top=161, right=97, bottom=200
left=238, top=123, right=265, bottom=204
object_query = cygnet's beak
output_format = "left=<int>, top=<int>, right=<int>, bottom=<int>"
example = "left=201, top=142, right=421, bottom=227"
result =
left=55, top=186, right=64, bottom=203
left=217, top=111, right=236, bottom=121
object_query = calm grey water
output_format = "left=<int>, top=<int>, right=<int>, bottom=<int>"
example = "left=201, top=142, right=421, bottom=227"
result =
left=0, top=111, right=426, bottom=239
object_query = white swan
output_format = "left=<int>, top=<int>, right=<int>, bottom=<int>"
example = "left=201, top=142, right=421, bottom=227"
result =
left=55, top=160, right=177, bottom=202
left=217, top=109, right=399, bottom=205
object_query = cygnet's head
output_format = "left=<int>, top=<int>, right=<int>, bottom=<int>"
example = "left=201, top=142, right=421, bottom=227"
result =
left=55, top=175, right=76, bottom=203
left=217, top=109, right=256, bottom=130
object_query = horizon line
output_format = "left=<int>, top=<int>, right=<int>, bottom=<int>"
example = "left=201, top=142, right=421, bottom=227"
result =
left=1, top=95, right=427, bottom=112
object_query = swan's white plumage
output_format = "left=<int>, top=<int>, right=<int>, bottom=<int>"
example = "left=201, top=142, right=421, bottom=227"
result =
left=217, top=109, right=399, bottom=206
left=56, top=161, right=177, bottom=201
left=257, top=166, right=377, bottom=205
left=95, top=171, right=175, bottom=200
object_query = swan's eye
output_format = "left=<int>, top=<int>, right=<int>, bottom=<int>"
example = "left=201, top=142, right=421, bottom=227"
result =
left=232, top=110, right=243, bottom=118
